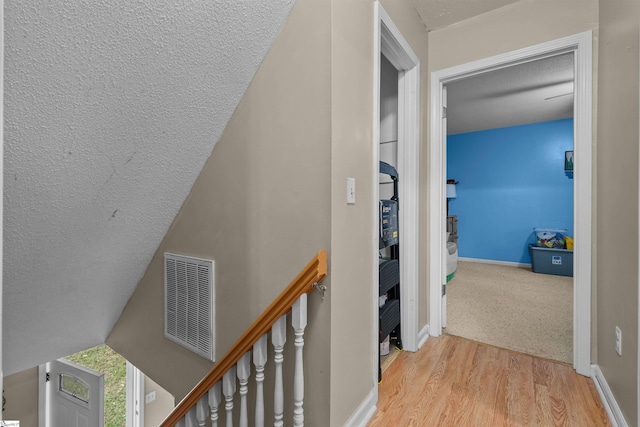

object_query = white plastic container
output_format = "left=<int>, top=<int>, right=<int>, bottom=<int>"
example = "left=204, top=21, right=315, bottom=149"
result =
left=380, top=335, right=390, bottom=356
left=534, top=228, right=567, bottom=249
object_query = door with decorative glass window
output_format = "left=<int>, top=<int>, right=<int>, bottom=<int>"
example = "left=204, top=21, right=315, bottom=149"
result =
left=44, top=359, right=104, bottom=427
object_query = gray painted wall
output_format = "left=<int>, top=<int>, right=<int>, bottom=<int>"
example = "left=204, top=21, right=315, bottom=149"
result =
left=107, top=1, right=332, bottom=425
left=597, top=1, right=640, bottom=425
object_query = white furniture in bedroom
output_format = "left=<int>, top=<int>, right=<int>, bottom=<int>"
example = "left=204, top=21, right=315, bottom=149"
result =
left=446, top=215, right=459, bottom=280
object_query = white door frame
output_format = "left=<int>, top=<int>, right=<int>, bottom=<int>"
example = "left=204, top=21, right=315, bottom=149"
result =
left=38, top=365, right=46, bottom=426
left=0, top=0, right=5, bottom=405
left=372, top=1, right=421, bottom=387
left=126, top=362, right=144, bottom=427
left=429, top=31, right=593, bottom=376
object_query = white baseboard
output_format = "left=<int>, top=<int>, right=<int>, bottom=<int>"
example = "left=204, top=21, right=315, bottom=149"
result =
left=343, top=388, right=377, bottom=427
left=418, top=324, right=430, bottom=349
left=458, top=257, right=531, bottom=268
left=591, top=364, right=628, bottom=427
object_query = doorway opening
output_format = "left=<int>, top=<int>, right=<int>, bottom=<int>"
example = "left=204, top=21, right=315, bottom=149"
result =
left=373, top=3, right=421, bottom=390
left=429, top=32, right=593, bottom=376
left=39, top=344, right=175, bottom=427
left=444, top=53, right=575, bottom=364
left=66, top=344, right=126, bottom=425
left=378, top=52, right=402, bottom=374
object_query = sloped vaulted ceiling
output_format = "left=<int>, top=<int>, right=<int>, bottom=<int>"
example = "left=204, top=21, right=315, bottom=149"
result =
left=4, top=0, right=296, bottom=375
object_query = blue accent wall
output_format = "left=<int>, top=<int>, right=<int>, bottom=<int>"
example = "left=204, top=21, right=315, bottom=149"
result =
left=447, top=119, right=574, bottom=264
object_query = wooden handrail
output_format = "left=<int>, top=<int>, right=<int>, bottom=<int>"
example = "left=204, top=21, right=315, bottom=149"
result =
left=160, top=249, right=328, bottom=426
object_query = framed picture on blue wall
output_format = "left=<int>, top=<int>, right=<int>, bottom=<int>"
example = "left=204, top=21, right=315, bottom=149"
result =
left=565, top=151, right=574, bottom=171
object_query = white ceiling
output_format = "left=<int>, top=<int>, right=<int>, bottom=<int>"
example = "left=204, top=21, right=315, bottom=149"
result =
left=3, top=0, right=296, bottom=375
left=446, top=53, right=575, bottom=135
left=411, top=0, right=521, bottom=31
left=411, top=0, right=574, bottom=135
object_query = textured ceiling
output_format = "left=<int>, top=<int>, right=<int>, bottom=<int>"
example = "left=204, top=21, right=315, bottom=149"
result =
left=411, top=0, right=521, bottom=31
left=410, top=0, right=573, bottom=134
left=3, top=0, right=295, bottom=375
left=446, top=53, right=575, bottom=135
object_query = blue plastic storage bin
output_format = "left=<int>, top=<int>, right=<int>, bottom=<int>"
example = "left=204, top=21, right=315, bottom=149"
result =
left=529, top=244, right=573, bottom=277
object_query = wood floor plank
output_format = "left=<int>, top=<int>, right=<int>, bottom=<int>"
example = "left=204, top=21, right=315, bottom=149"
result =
left=503, top=353, right=532, bottom=426
left=443, top=340, right=483, bottom=426
left=534, top=383, right=554, bottom=426
left=372, top=338, right=448, bottom=425
left=411, top=341, right=458, bottom=424
left=548, top=360, right=611, bottom=426
left=368, top=335, right=611, bottom=427
left=434, top=339, right=480, bottom=426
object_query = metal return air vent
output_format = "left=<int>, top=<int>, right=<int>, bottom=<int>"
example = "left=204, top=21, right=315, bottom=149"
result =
left=164, top=253, right=215, bottom=361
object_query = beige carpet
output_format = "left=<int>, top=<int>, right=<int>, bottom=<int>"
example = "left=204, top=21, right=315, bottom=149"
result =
left=445, top=260, right=573, bottom=364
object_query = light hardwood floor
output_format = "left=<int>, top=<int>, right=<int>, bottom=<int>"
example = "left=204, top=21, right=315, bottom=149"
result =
left=368, top=335, right=610, bottom=427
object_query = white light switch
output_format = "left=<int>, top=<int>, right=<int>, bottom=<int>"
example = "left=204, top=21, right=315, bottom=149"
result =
left=145, top=390, right=156, bottom=404
left=347, top=178, right=356, bottom=204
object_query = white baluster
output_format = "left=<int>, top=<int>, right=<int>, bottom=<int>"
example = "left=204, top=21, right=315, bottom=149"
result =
left=253, top=334, right=268, bottom=427
left=223, top=366, right=237, bottom=427
left=185, top=407, right=198, bottom=427
left=272, top=315, right=287, bottom=427
left=237, top=351, right=251, bottom=427
left=196, top=395, right=208, bottom=427
left=208, top=381, right=222, bottom=427
left=292, top=294, right=308, bottom=427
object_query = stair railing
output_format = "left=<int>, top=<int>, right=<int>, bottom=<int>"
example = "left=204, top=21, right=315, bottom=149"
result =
left=160, top=249, right=328, bottom=427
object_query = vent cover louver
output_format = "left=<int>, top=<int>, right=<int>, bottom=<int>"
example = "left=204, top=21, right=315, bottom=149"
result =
left=164, top=253, right=215, bottom=361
